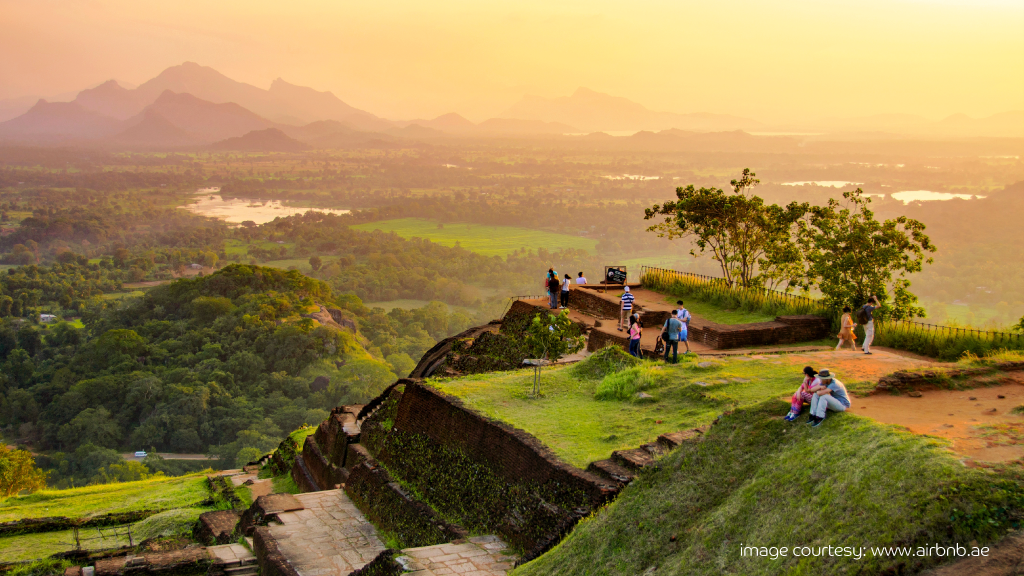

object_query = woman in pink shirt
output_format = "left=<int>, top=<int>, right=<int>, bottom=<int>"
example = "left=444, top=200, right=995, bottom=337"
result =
left=628, top=313, right=643, bottom=358
left=784, top=366, right=818, bottom=422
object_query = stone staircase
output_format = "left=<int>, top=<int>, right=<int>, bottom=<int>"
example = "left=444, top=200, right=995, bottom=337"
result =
left=208, top=543, right=258, bottom=576
left=395, top=536, right=516, bottom=575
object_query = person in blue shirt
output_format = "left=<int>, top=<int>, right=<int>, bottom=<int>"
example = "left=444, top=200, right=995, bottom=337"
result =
left=662, top=310, right=684, bottom=364
left=806, top=368, right=851, bottom=427
left=675, top=300, right=691, bottom=353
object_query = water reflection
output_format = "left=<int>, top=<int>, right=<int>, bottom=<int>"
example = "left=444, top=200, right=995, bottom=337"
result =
left=183, top=192, right=350, bottom=224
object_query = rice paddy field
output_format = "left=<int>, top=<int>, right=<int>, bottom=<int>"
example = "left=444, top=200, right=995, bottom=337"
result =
left=350, top=218, right=597, bottom=257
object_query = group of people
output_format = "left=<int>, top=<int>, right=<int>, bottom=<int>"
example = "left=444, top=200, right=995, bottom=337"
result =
left=836, top=295, right=879, bottom=354
left=545, top=269, right=587, bottom=310
left=785, top=366, right=851, bottom=427
left=620, top=292, right=692, bottom=363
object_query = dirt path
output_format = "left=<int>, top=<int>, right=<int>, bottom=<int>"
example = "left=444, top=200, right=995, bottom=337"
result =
left=853, top=375, right=1024, bottom=464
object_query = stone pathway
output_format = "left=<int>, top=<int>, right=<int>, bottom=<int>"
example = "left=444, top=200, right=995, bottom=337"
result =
left=267, top=490, right=385, bottom=575
left=397, top=536, right=516, bottom=576
left=230, top=472, right=273, bottom=498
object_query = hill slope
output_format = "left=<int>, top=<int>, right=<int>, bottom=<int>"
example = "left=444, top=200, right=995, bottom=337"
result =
left=517, top=400, right=1024, bottom=575
left=210, top=127, right=310, bottom=151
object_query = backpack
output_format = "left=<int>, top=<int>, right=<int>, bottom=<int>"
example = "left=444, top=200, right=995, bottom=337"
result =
left=855, top=305, right=870, bottom=325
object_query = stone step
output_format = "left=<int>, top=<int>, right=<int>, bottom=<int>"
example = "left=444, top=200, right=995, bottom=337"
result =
left=640, top=442, right=665, bottom=457
left=397, top=536, right=516, bottom=575
left=611, top=448, right=655, bottom=471
left=585, top=459, right=636, bottom=485
left=657, top=428, right=704, bottom=451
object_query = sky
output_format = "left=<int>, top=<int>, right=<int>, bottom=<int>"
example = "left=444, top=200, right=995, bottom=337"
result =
left=1, top=0, right=1022, bottom=122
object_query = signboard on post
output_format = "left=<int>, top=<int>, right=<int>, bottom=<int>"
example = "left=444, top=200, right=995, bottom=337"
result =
left=604, top=266, right=627, bottom=285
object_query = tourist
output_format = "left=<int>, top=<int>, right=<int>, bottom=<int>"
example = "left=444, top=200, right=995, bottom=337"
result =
left=561, top=273, right=571, bottom=308
left=576, top=271, right=587, bottom=284
left=806, top=369, right=851, bottom=427
left=836, top=306, right=857, bottom=351
left=547, top=274, right=560, bottom=309
left=662, top=310, right=683, bottom=364
left=618, top=286, right=635, bottom=331
left=628, top=313, right=643, bottom=357
left=784, top=366, right=818, bottom=422
left=860, top=296, right=879, bottom=355
left=675, top=300, right=692, bottom=353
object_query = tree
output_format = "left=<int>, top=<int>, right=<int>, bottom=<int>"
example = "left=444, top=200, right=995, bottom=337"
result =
left=309, top=255, right=323, bottom=272
left=644, top=169, right=808, bottom=288
left=0, top=444, right=47, bottom=497
left=795, top=190, right=935, bottom=319
left=524, top=310, right=585, bottom=395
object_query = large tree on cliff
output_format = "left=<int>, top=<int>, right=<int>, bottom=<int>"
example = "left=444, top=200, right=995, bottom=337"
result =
left=643, top=169, right=808, bottom=289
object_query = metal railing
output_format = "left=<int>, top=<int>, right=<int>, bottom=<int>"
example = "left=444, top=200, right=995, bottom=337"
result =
left=876, top=318, right=1024, bottom=347
left=500, top=294, right=547, bottom=317
left=638, top=265, right=826, bottom=316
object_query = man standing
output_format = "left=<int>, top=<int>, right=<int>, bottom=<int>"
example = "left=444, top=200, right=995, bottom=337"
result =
left=663, top=311, right=683, bottom=363
left=861, top=296, right=879, bottom=355
left=675, top=300, right=692, bottom=353
left=576, top=272, right=587, bottom=284
left=618, top=286, right=635, bottom=331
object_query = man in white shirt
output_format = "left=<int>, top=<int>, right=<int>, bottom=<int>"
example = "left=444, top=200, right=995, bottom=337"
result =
left=619, top=286, right=635, bottom=331
left=576, top=272, right=587, bottom=284
left=675, top=300, right=691, bottom=327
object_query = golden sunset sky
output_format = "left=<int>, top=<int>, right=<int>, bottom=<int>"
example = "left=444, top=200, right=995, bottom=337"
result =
left=2, top=0, right=1022, bottom=122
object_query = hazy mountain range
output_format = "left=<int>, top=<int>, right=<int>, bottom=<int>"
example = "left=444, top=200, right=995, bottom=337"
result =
left=0, top=62, right=1020, bottom=150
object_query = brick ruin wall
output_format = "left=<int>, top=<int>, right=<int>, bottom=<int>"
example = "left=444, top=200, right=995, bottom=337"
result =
left=292, top=379, right=619, bottom=557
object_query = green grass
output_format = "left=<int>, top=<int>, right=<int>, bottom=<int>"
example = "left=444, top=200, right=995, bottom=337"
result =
left=225, top=239, right=296, bottom=256
left=0, top=528, right=130, bottom=562
left=661, top=296, right=776, bottom=325
left=429, top=352, right=858, bottom=468
left=351, top=218, right=597, bottom=257
left=515, top=401, right=1024, bottom=576
left=0, top=474, right=210, bottom=522
left=260, top=258, right=311, bottom=272
left=100, top=290, right=146, bottom=301
left=0, top=507, right=214, bottom=562
left=0, top=264, right=16, bottom=272
left=271, top=475, right=301, bottom=495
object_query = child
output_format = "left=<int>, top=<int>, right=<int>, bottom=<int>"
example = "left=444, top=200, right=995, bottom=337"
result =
left=784, top=366, right=817, bottom=421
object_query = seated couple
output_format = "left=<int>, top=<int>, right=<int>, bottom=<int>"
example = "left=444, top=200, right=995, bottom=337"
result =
left=784, top=367, right=851, bottom=427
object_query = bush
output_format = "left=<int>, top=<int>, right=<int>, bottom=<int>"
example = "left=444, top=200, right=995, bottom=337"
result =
left=132, top=509, right=203, bottom=542
left=570, top=346, right=641, bottom=380
left=873, top=321, right=1024, bottom=361
left=594, top=365, right=663, bottom=401
left=7, top=559, right=72, bottom=576
left=641, top=268, right=824, bottom=319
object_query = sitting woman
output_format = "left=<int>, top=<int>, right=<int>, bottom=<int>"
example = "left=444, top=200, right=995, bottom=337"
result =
left=784, top=366, right=818, bottom=421
left=807, top=369, right=851, bottom=427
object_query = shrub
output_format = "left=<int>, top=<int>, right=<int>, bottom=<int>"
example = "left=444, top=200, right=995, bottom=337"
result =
left=132, top=509, right=202, bottom=542
left=570, top=346, right=641, bottom=380
left=595, top=365, right=663, bottom=401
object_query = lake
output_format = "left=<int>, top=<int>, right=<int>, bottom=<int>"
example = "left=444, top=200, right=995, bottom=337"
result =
left=782, top=181, right=862, bottom=188
left=183, top=192, right=350, bottom=224
left=892, top=190, right=986, bottom=204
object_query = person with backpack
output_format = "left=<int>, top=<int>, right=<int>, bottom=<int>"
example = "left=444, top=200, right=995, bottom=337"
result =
left=858, top=296, right=879, bottom=355
left=547, top=273, right=560, bottom=310
left=560, top=273, right=571, bottom=308
left=662, top=310, right=684, bottom=363
left=628, top=312, right=643, bottom=358
left=836, top=306, right=857, bottom=351
left=806, top=369, right=851, bottom=427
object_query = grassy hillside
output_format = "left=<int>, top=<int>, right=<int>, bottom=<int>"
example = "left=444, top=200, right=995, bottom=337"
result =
left=351, top=218, right=598, bottom=257
left=430, top=351, right=878, bottom=467
left=0, top=474, right=209, bottom=522
left=0, top=474, right=215, bottom=562
left=515, top=401, right=1024, bottom=576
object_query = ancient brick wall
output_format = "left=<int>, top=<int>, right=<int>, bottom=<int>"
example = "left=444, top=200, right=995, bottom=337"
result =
left=345, top=460, right=467, bottom=548
left=568, top=287, right=624, bottom=319
left=253, top=527, right=302, bottom=576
